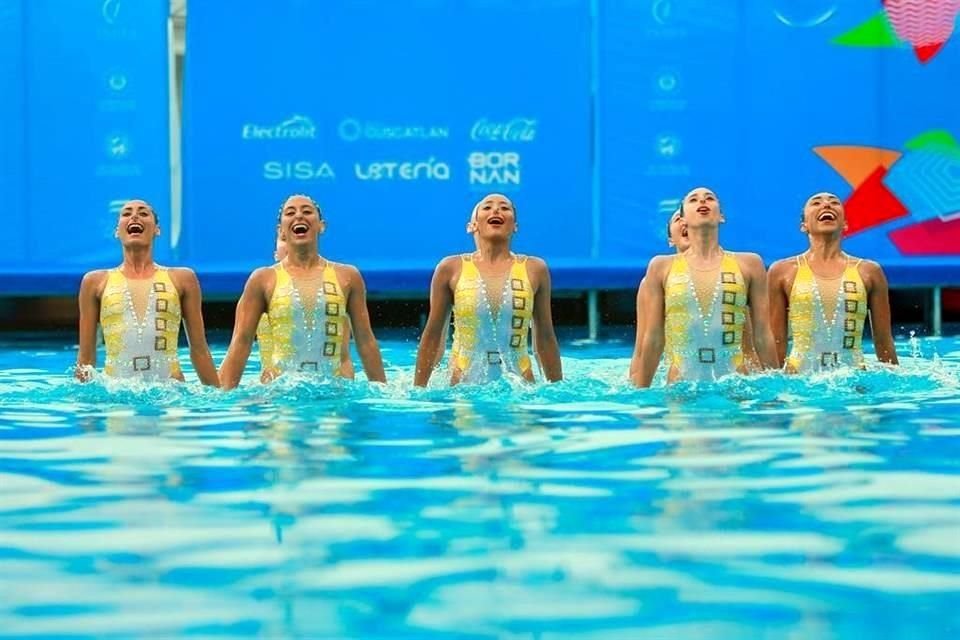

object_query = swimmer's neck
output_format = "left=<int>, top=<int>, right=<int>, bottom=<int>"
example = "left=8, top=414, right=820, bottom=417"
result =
left=120, top=245, right=155, bottom=276
left=473, top=237, right=512, bottom=262
left=684, top=225, right=722, bottom=259
left=285, top=245, right=323, bottom=269
left=806, top=234, right=844, bottom=261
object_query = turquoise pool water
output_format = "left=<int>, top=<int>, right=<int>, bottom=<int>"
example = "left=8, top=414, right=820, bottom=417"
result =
left=1, top=331, right=959, bottom=638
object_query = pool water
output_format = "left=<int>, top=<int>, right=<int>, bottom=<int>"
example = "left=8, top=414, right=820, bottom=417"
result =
left=1, top=331, right=959, bottom=638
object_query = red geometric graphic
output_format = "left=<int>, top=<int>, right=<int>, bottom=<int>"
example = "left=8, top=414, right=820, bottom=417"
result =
left=835, top=0, right=960, bottom=63
left=883, top=0, right=960, bottom=62
left=843, top=166, right=909, bottom=236
left=889, top=217, right=960, bottom=255
left=814, top=132, right=960, bottom=256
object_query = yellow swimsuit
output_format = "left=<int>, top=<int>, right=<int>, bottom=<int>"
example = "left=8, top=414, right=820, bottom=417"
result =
left=786, top=255, right=867, bottom=372
left=663, top=252, right=748, bottom=382
left=264, top=262, right=348, bottom=377
left=450, top=254, right=534, bottom=383
left=256, top=314, right=274, bottom=372
left=99, top=267, right=182, bottom=379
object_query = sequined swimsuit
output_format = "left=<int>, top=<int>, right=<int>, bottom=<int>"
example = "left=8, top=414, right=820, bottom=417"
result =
left=99, top=267, right=182, bottom=379
left=450, top=254, right=534, bottom=383
left=256, top=313, right=275, bottom=372
left=786, top=254, right=867, bottom=372
left=663, top=252, right=748, bottom=382
left=263, top=262, right=348, bottom=377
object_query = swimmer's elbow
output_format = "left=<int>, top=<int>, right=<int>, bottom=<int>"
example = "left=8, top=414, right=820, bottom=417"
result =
left=230, top=332, right=256, bottom=351
left=641, top=331, right=664, bottom=356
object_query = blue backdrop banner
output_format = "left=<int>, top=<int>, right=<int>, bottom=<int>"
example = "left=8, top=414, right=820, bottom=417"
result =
left=0, top=1, right=26, bottom=268
left=182, top=0, right=594, bottom=287
left=597, top=0, right=960, bottom=285
left=3, top=0, right=959, bottom=295
left=0, top=0, right=171, bottom=290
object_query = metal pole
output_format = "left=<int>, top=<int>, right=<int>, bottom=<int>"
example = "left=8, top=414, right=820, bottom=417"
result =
left=167, top=14, right=183, bottom=257
left=589, top=0, right=601, bottom=262
left=587, top=289, right=599, bottom=341
left=933, top=286, right=942, bottom=337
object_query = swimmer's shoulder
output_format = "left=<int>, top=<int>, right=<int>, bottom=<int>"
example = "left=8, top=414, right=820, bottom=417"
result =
left=645, top=254, right=676, bottom=283
left=79, top=269, right=110, bottom=298
left=330, top=260, right=362, bottom=287
left=521, top=254, right=547, bottom=270
left=433, top=254, right=465, bottom=281
left=166, top=266, right=202, bottom=293
left=767, top=254, right=801, bottom=287
left=249, top=264, right=278, bottom=280
left=242, top=265, right=279, bottom=298
left=729, top=251, right=766, bottom=273
left=853, top=257, right=885, bottom=288
left=436, top=254, right=464, bottom=269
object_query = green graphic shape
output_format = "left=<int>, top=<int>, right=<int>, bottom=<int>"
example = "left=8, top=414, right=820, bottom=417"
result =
left=833, top=11, right=902, bottom=48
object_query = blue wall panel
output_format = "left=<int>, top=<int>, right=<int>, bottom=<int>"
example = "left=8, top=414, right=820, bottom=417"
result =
left=597, top=0, right=960, bottom=275
left=0, top=0, right=170, bottom=289
left=183, top=0, right=593, bottom=281
left=0, top=0, right=26, bottom=268
left=2, top=0, right=959, bottom=294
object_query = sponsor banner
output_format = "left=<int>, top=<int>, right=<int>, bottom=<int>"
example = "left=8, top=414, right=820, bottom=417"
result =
left=597, top=0, right=960, bottom=268
left=1, top=0, right=171, bottom=272
left=183, top=0, right=592, bottom=277
left=0, top=0, right=27, bottom=264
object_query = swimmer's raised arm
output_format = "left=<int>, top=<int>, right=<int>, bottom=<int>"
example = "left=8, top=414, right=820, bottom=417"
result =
left=172, top=268, right=219, bottom=386
left=219, top=268, right=271, bottom=389
left=635, top=255, right=670, bottom=388
left=529, top=257, right=562, bottom=382
left=340, top=264, right=386, bottom=383
left=629, top=276, right=650, bottom=381
left=414, top=257, right=457, bottom=387
left=767, top=259, right=792, bottom=368
left=740, top=253, right=778, bottom=369
left=863, top=260, right=898, bottom=365
left=75, top=270, right=107, bottom=381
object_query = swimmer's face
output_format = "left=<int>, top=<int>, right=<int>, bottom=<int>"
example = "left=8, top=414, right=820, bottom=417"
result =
left=280, top=195, right=324, bottom=247
left=116, top=199, right=158, bottom=246
left=667, top=211, right=689, bottom=251
left=470, top=194, right=516, bottom=239
left=681, top=187, right=723, bottom=228
left=802, top=192, right=846, bottom=235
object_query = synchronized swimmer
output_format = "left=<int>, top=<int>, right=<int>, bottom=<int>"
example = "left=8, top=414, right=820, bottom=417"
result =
left=76, top=189, right=898, bottom=388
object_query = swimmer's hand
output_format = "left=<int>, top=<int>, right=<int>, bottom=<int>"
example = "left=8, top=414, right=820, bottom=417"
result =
left=74, top=364, right=95, bottom=383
